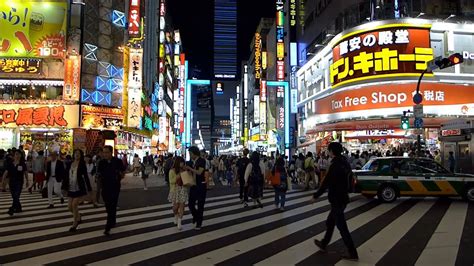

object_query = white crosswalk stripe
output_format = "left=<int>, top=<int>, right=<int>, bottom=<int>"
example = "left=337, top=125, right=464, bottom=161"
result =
left=0, top=190, right=472, bottom=266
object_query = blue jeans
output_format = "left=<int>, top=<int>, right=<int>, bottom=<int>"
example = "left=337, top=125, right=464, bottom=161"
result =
left=274, top=186, right=286, bottom=207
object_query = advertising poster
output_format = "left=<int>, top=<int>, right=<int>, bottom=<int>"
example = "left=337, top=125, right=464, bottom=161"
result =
left=63, top=56, right=81, bottom=101
left=0, top=1, right=67, bottom=58
left=128, top=48, right=143, bottom=89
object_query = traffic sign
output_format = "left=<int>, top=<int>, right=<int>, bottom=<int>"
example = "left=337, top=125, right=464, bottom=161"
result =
left=413, top=104, right=423, bottom=118
left=413, top=93, right=423, bottom=104
left=414, top=117, right=424, bottom=128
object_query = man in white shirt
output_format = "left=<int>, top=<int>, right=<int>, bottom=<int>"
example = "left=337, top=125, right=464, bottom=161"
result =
left=46, top=152, right=65, bottom=208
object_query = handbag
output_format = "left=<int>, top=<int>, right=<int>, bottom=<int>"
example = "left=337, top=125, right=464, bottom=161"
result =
left=41, top=187, right=48, bottom=198
left=181, top=171, right=195, bottom=187
left=270, top=171, right=281, bottom=186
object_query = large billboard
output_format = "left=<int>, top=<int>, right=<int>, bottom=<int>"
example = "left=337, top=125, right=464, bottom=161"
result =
left=0, top=1, right=67, bottom=58
left=0, top=104, right=79, bottom=128
left=330, top=25, right=433, bottom=88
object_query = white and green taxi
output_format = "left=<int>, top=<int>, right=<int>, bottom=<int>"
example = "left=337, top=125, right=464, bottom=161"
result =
left=353, top=157, right=474, bottom=203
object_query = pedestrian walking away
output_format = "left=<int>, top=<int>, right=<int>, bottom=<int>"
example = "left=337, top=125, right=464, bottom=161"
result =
left=236, top=149, right=251, bottom=207
left=271, top=156, right=289, bottom=211
left=29, top=150, right=46, bottom=194
left=168, top=156, right=189, bottom=230
left=85, top=154, right=100, bottom=207
left=186, top=146, right=207, bottom=230
left=62, top=149, right=93, bottom=232
left=2, top=150, right=28, bottom=216
left=304, top=152, right=317, bottom=190
left=46, top=151, right=66, bottom=208
left=244, top=151, right=265, bottom=208
left=97, top=146, right=126, bottom=236
left=310, top=142, right=359, bottom=261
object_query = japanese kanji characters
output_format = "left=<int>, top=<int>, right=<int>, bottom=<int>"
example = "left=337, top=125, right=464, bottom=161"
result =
left=0, top=106, right=69, bottom=126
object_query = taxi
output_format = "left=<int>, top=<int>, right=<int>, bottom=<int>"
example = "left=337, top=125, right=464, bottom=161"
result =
left=353, top=157, right=474, bottom=203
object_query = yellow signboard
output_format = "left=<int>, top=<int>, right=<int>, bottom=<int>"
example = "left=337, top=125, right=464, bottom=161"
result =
left=0, top=1, right=67, bottom=58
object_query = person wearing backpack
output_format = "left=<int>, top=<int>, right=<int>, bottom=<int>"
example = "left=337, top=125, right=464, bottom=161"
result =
left=244, top=151, right=265, bottom=208
left=310, top=142, right=358, bottom=261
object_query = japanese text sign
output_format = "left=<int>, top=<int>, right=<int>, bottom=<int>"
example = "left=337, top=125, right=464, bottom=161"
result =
left=0, top=104, right=79, bottom=128
left=330, top=26, right=433, bottom=87
left=128, top=0, right=141, bottom=37
left=255, top=33, right=262, bottom=80
left=0, top=58, right=41, bottom=74
left=0, top=1, right=67, bottom=58
left=128, top=48, right=143, bottom=89
left=63, top=56, right=81, bottom=101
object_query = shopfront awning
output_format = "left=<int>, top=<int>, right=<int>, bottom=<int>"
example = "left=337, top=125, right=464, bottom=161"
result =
left=306, top=117, right=453, bottom=135
left=0, top=79, right=64, bottom=86
left=297, top=139, right=315, bottom=148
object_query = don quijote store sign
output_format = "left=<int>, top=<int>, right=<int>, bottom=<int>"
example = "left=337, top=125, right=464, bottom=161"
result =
left=330, top=24, right=433, bottom=88
left=299, top=21, right=474, bottom=131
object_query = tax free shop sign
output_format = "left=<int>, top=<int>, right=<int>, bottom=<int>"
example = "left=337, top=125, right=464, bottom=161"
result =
left=315, top=83, right=474, bottom=115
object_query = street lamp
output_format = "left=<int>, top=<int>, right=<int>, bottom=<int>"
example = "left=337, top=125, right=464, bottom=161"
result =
left=443, top=14, right=456, bottom=22
left=416, top=12, right=425, bottom=18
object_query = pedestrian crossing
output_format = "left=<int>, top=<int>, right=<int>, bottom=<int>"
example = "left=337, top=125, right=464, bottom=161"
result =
left=0, top=190, right=473, bottom=265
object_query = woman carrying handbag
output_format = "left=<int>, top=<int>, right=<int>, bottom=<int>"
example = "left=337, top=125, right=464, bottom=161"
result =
left=168, top=156, right=189, bottom=230
left=62, top=149, right=92, bottom=232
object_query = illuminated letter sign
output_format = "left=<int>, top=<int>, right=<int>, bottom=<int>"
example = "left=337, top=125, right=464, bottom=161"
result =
left=0, top=58, right=42, bottom=74
left=254, top=33, right=262, bottom=80
left=330, top=25, right=433, bottom=88
left=260, top=80, right=267, bottom=102
left=128, top=0, right=141, bottom=37
left=63, top=56, right=81, bottom=101
left=128, top=48, right=143, bottom=88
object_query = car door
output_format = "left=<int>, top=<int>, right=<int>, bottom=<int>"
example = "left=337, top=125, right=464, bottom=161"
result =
left=417, top=159, right=458, bottom=196
left=396, top=159, right=426, bottom=196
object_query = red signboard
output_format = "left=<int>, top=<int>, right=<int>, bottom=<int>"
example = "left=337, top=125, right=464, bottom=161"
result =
left=277, top=61, right=285, bottom=80
left=330, top=26, right=433, bottom=87
left=314, top=83, right=474, bottom=115
left=0, top=106, right=69, bottom=127
left=128, top=0, right=141, bottom=37
left=63, top=56, right=81, bottom=101
left=441, top=129, right=461, bottom=136
left=260, top=80, right=267, bottom=102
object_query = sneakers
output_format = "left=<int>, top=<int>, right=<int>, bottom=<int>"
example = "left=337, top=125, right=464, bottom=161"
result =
left=194, top=225, right=202, bottom=230
left=243, top=202, right=249, bottom=208
left=47, top=204, right=54, bottom=209
left=61, top=198, right=65, bottom=204
left=103, top=229, right=111, bottom=236
left=279, top=207, right=285, bottom=211
left=174, top=215, right=178, bottom=225
left=314, top=239, right=327, bottom=253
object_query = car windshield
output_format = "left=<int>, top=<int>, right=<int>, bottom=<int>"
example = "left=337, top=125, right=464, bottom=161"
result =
left=362, top=159, right=378, bottom=171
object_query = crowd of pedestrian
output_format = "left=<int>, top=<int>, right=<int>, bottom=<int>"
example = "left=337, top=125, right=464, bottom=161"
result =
left=2, top=142, right=455, bottom=262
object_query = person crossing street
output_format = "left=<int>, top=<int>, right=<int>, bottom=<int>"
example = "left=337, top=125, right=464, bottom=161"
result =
left=310, top=142, right=359, bottom=261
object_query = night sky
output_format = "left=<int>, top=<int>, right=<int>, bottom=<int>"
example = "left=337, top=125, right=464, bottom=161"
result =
left=168, top=0, right=276, bottom=80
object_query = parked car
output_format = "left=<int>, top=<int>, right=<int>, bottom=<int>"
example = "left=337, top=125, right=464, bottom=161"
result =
left=354, top=157, right=474, bottom=203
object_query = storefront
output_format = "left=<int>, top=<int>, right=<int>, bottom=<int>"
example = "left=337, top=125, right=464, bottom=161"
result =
left=297, top=19, right=474, bottom=171
left=0, top=104, right=79, bottom=155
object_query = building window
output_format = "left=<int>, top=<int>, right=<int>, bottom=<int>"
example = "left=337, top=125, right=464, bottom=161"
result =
left=0, top=84, right=63, bottom=101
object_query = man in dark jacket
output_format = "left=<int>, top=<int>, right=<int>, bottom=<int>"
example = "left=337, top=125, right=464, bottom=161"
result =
left=97, top=146, right=126, bottom=235
left=310, top=142, right=358, bottom=261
